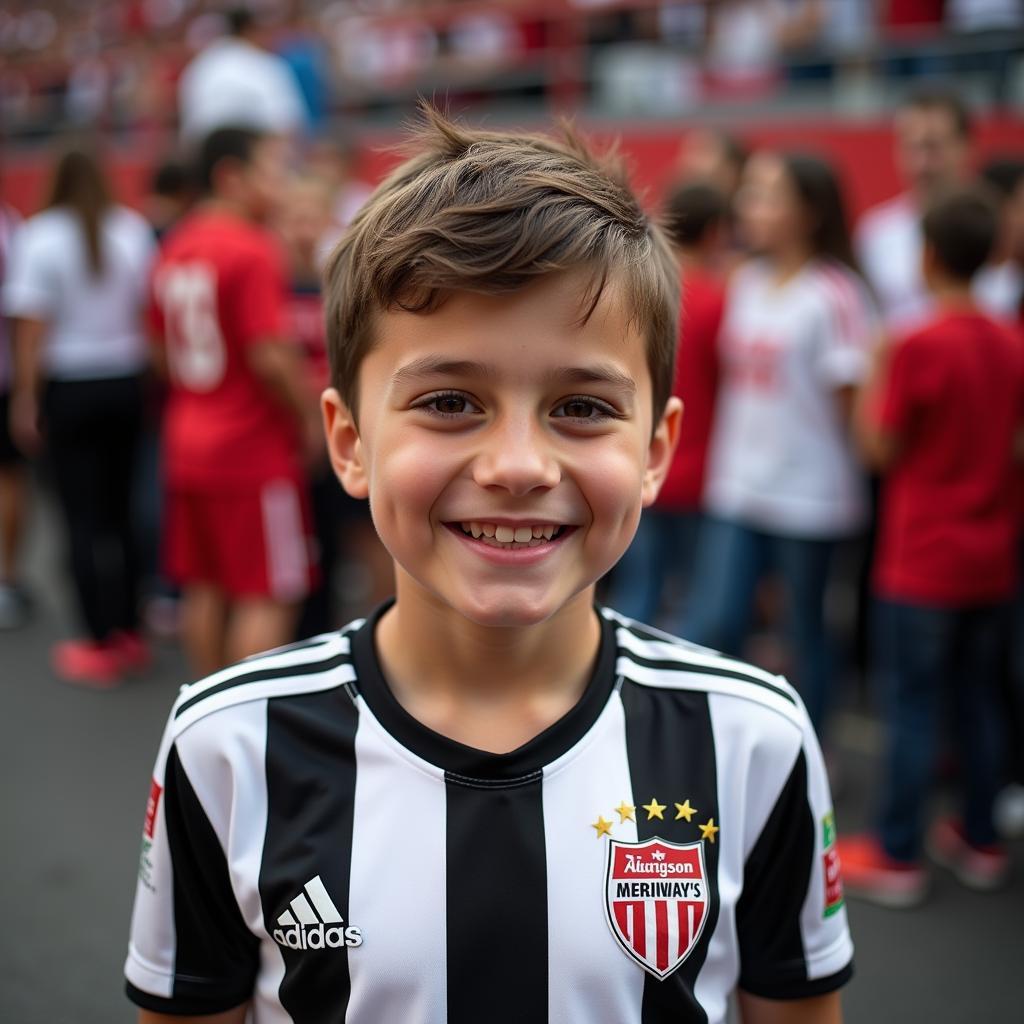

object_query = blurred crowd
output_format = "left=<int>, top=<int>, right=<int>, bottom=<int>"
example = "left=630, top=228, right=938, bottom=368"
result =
left=2, top=0, right=1023, bottom=138
left=0, top=3, right=1023, bottom=912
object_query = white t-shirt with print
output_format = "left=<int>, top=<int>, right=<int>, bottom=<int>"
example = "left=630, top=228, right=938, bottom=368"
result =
left=704, top=259, right=875, bottom=538
left=855, top=193, right=932, bottom=334
left=2, top=205, right=155, bottom=382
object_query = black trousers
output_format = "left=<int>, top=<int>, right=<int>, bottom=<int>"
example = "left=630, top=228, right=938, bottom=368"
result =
left=44, top=375, right=144, bottom=642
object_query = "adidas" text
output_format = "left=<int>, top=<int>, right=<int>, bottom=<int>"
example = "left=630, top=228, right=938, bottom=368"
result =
left=273, top=922, right=363, bottom=950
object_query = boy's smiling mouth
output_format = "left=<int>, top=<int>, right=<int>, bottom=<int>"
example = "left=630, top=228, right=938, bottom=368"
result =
left=444, top=521, right=574, bottom=550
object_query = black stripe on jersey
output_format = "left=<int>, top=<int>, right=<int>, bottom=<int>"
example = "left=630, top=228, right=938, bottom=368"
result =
left=736, top=750, right=851, bottom=998
left=174, top=651, right=352, bottom=720
left=614, top=618, right=797, bottom=707
left=445, top=774, right=548, bottom=1024
left=134, top=746, right=259, bottom=1014
left=621, top=680, right=720, bottom=1024
left=259, top=686, right=360, bottom=1023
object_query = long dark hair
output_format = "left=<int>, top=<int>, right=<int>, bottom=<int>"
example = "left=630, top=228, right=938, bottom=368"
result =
left=781, top=153, right=859, bottom=274
left=44, top=147, right=111, bottom=276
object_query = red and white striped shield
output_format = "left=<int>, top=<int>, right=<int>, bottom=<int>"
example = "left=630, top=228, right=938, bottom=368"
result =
left=604, top=837, right=709, bottom=979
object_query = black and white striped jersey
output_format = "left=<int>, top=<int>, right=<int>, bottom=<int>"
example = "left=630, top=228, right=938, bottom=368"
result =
left=125, top=605, right=853, bottom=1023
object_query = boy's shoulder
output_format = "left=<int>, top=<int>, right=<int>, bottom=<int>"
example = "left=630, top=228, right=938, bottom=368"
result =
left=167, top=624, right=363, bottom=745
left=602, top=607, right=809, bottom=737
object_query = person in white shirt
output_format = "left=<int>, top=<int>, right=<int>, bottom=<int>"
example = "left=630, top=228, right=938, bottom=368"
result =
left=855, top=88, right=972, bottom=334
left=685, top=151, right=877, bottom=733
left=975, top=157, right=1024, bottom=323
left=177, top=6, right=308, bottom=142
left=3, top=146, right=155, bottom=686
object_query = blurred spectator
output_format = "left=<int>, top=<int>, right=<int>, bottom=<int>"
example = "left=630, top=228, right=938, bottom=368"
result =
left=151, top=127, right=319, bottom=676
left=675, top=127, right=749, bottom=208
left=142, top=156, right=197, bottom=243
left=276, top=172, right=390, bottom=637
left=685, top=151, right=876, bottom=732
left=856, top=87, right=972, bottom=332
left=975, top=157, right=1024, bottom=323
left=0, top=191, right=29, bottom=630
left=307, top=137, right=374, bottom=236
left=609, top=183, right=727, bottom=628
left=177, top=6, right=308, bottom=141
left=2, top=145, right=155, bottom=685
left=843, top=187, right=1022, bottom=903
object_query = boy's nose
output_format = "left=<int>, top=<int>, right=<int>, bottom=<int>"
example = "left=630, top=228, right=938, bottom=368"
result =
left=471, top=416, right=561, bottom=496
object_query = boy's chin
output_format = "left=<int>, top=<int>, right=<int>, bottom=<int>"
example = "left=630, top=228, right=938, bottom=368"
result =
left=439, top=585, right=589, bottom=630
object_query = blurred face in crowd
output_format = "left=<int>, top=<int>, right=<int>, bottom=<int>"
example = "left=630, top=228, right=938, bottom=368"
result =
left=735, top=152, right=807, bottom=257
left=236, top=135, right=291, bottom=222
left=277, top=176, right=335, bottom=270
left=895, top=104, right=969, bottom=200
left=677, top=129, right=743, bottom=201
left=323, top=270, right=679, bottom=629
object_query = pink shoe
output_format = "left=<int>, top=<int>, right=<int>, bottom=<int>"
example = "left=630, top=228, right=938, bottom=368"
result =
left=52, top=639, right=124, bottom=689
left=927, top=817, right=1010, bottom=891
left=111, top=631, right=152, bottom=673
left=835, top=834, right=928, bottom=909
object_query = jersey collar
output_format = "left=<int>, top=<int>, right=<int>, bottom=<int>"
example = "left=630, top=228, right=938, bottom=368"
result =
left=350, top=601, right=618, bottom=783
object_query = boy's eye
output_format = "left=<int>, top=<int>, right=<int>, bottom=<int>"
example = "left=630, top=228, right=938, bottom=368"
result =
left=552, top=396, right=617, bottom=421
left=414, top=391, right=482, bottom=417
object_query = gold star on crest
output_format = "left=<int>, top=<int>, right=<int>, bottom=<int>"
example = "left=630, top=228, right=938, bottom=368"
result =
left=592, top=815, right=613, bottom=838
left=699, top=818, right=720, bottom=843
left=675, top=800, right=697, bottom=822
left=615, top=801, right=636, bottom=823
left=642, top=798, right=666, bottom=821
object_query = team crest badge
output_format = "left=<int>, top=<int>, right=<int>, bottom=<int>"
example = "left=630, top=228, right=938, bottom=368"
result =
left=604, top=837, right=708, bottom=979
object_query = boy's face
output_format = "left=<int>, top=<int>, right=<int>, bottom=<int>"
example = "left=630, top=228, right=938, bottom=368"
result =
left=323, top=271, right=680, bottom=629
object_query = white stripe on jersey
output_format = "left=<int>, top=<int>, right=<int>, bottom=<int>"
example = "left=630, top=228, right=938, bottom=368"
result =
left=346, top=703, right=448, bottom=1024
left=542, top=690, right=644, bottom=1024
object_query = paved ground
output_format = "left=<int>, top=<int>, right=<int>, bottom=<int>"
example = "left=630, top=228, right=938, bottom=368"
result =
left=1, top=491, right=1020, bottom=1023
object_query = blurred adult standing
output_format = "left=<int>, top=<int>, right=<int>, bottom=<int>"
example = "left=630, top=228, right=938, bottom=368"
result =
left=855, top=88, right=972, bottom=333
left=686, top=152, right=877, bottom=733
left=177, top=6, right=308, bottom=142
left=975, top=157, right=1024, bottom=324
left=0, top=192, right=29, bottom=630
left=2, top=147, right=155, bottom=685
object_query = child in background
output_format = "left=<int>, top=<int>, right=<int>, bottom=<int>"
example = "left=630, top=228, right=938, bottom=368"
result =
left=609, top=182, right=726, bottom=629
left=276, top=173, right=389, bottom=636
left=841, top=187, right=1024, bottom=906
left=685, top=151, right=876, bottom=734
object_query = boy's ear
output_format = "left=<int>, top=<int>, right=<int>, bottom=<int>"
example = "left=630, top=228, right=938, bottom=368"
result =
left=321, top=387, right=369, bottom=499
left=641, top=396, right=683, bottom=507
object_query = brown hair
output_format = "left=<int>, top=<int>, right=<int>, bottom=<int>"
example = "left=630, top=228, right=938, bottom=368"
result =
left=922, top=186, right=998, bottom=282
left=323, top=106, right=680, bottom=421
left=45, top=146, right=111, bottom=277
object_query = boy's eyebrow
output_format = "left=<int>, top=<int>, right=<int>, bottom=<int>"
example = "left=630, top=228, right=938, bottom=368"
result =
left=391, top=357, right=636, bottom=396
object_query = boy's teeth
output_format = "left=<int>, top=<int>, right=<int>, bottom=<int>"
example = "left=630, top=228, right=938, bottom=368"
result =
left=457, top=521, right=564, bottom=545
left=481, top=523, right=496, bottom=538
left=542, top=525, right=555, bottom=540
left=494, top=525, right=515, bottom=543
left=513, top=526, right=533, bottom=543
left=532, top=525, right=544, bottom=538
left=470, top=522, right=482, bottom=538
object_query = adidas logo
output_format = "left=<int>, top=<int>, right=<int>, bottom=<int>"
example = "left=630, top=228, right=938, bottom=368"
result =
left=272, top=875, right=363, bottom=951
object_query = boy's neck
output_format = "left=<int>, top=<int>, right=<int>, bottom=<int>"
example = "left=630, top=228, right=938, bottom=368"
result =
left=374, top=578, right=603, bottom=754
left=930, top=276, right=977, bottom=310
left=200, top=196, right=252, bottom=222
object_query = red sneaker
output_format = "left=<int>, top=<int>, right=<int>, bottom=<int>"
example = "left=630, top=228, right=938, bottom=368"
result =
left=52, top=639, right=124, bottom=689
left=111, top=631, right=152, bottom=674
left=926, top=817, right=1010, bottom=891
left=835, top=834, right=928, bottom=909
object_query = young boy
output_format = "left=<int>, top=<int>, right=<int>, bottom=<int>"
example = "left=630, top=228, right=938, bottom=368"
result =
left=151, top=127, right=321, bottom=675
left=125, top=111, right=852, bottom=1024
left=842, top=187, right=1024, bottom=905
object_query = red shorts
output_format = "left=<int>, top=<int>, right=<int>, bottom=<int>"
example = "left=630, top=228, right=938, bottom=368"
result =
left=164, top=479, right=316, bottom=601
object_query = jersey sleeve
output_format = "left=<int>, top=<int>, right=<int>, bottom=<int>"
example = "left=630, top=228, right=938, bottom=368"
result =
left=125, top=710, right=259, bottom=1015
left=814, top=268, right=875, bottom=388
left=232, top=237, right=289, bottom=348
left=1, top=221, right=56, bottom=320
left=873, top=334, right=924, bottom=437
left=735, top=704, right=854, bottom=1000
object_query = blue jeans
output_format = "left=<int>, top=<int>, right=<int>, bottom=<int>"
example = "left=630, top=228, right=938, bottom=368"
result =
left=874, top=598, right=1010, bottom=862
left=683, top=517, right=836, bottom=732
left=607, top=510, right=700, bottom=633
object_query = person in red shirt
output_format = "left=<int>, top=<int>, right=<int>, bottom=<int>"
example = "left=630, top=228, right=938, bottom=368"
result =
left=841, top=186, right=1024, bottom=906
left=607, top=183, right=726, bottom=629
left=152, top=127, right=320, bottom=675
